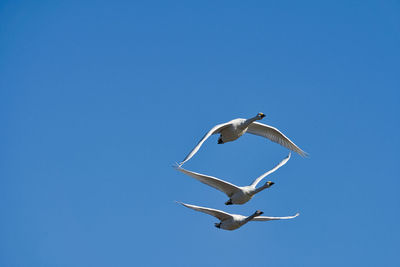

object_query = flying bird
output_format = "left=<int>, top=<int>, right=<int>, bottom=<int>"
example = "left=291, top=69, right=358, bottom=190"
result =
left=177, top=202, right=299, bottom=231
left=175, top=153, right=291, bottom=205
left=179, top=112, right=306, bottom=166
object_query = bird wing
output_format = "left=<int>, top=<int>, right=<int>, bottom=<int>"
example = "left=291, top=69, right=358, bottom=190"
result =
left=247, top=122, right=307, bottom=157
left=179, top=122, right=231, bottom=166
left=177, top=202, right=233, bottom=221
left=250, top=153, right=291, bottom=187
left=175, top=166, right=240, bottom=197
left=252, top=213, right=300, bottom=221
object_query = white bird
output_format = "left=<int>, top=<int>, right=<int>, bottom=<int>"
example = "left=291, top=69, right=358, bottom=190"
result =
left=177, top=202, right=299, bottom=231
left=179, top=112, right=306, bottom=166
left=175, top=153, right=291, bottom=205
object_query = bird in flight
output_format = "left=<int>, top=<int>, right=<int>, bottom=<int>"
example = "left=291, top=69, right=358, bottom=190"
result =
left=175, top=153, right=291, bottom=205
left=179, top=112, right=306, bottom=166
left=177, top=202, right=299, bottom=231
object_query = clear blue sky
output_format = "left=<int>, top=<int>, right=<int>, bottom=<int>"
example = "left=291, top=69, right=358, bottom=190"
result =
left=1, top=1, right=399, bottom=266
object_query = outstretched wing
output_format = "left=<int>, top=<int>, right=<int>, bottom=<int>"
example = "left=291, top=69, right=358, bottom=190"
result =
left=252, top=213, right=300, bottom=221
left=175, top=166, right=240, bottom=197
left=177, top=202, right=233, bottom=221
left=179, top=122, right=231, bottom=166
left=250, top=153, right=291, bottom=187
left=247, top=122, right=307, bottom=157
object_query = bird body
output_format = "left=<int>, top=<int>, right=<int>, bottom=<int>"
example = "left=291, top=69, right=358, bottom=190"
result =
left=216, top=213, right=259, bottom=231
left=218, top=118, right=248, bottom=143
left=228, top=186, right=255, bottom=205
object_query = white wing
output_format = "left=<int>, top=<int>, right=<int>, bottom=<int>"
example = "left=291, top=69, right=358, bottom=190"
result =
left=175, top=166, right=240, bottom=197
left=177, top=202, right=233, bottom=221
left=250, top=153, right=291, bottom=187
left=247, top=122, right=307, bottom=157
left=179, top=122, right=231, bottom=166
left=252, top=213, right=300, bottom=221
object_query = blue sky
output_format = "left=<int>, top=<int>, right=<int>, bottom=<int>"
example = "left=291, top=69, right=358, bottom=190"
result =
left=1, top=1, right=399, bottom=266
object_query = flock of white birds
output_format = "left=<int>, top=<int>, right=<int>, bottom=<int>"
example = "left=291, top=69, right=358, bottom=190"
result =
left=175, top=112, right=305, bottom=231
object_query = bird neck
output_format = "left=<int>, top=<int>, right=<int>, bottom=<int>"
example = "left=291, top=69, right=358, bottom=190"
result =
left=242, top=115, right=259, bottom=128
left=253, top=183, right=270, bottom=194
left=243, top=212, right=260, bottom=224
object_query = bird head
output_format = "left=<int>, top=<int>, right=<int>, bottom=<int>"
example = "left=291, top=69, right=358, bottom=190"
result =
left=214, top=222, right=221, bottom=228
left=254, top=210, right=264, bottom=216
left=265, top=181, right=275, bottom=188
left=257, top=112, right=266, bottom=119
